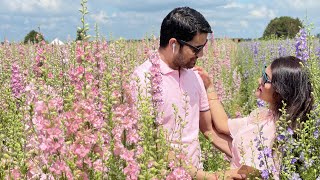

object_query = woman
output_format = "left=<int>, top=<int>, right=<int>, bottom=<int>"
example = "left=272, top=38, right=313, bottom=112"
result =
left=195, top=56, right=314, bottom=178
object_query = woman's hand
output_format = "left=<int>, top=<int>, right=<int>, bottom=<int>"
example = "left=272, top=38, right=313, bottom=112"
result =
left=194, top=66, right=213, bottom=90
left=217, top=168, right=247, bottom=180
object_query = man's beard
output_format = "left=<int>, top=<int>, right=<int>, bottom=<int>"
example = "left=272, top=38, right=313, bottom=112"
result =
left=173, top=54, right=197, bottom=69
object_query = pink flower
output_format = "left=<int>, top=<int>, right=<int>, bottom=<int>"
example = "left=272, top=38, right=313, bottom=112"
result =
left=127, top=129, right=139, bottom=144
left=120, top=149, right=134, bottom=162
left=166, top=167, right=191, bottom=180
left=9, top=168, right=21, bottom=179
left=93, top=159, right=104, bottom=172
left=35, top=101, right=47, bottom=114
left=49, top=160, right=68, bottom=176
left=73, top=144, right=90, bottom=158
left=123, top=160, right=140, bottom=180
left=10, top=63, right=25, bottom=98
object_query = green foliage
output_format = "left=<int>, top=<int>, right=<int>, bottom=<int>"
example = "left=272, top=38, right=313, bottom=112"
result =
left=23, top=30, right=45, bottom=44
left=262, top=16, right=302, bottom=39
left=76, top=0, right=91, bottom=41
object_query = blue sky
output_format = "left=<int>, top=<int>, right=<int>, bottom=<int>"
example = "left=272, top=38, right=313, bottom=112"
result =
left=1, top=0, right=320, bottom=42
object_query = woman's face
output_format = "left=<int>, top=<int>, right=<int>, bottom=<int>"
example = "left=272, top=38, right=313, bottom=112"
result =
left=255, top=65, right=276, bottom=104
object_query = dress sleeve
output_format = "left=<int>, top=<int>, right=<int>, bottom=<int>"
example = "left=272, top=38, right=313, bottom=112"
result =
left=228, top=116, right=249, bottom=138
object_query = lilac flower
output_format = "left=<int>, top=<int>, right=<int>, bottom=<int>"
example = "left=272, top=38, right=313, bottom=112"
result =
left=314, top=129, right=319, bottom=139
left=295, top=28, right=309, bottom=62
left=257, top=98, right=265, bottom=107
left=261, top=169, right=269, bottom=179
left=277, top=134, right=285, bottom=141
left=291, top=158, right=298, bottom=164
left=291, top=172, right=302, bottom=180
left=278, top=44, right=287, bottom=57
left=287, top=128, right=294, bottom=135
left=316, top=47, right=320, bottom=59
left=299, top=152, right=305, bottom=161
left=263, top=147, right=273, bottom=158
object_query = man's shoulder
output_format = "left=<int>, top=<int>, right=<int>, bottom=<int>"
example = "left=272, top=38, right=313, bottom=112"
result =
left=132, top=60, right=152, bottom=81
left=184, top=68, right=203, bottom=84
left=133, top=60, right=152, bottom=74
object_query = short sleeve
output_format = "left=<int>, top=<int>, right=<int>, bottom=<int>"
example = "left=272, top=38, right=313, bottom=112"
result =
left=194, top=71, right=209, bottom=112
left=228, top=117, right=249, bottom=138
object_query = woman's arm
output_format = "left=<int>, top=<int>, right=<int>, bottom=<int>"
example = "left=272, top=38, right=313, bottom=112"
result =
left=195, top=66, right=230, bottom=135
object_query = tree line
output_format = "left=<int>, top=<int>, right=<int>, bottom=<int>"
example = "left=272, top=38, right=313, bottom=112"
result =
left=21, top=16, right=320, bottom=44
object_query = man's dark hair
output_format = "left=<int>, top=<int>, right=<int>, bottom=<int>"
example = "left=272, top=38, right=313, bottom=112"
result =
left=159, top=7, right=212, bottom=48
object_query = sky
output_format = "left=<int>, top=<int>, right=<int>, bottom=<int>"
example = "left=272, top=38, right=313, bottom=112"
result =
left=1, top=0, right=320, bottom=42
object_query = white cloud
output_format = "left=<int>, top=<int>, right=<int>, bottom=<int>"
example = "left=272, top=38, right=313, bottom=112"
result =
left=1, top=0, right=71, bottom=13
left=24, top=18, right=30, bottom=25
left=281, top=0, right=320, bottom=9
left=222, top=2, right=244, bottom=9
left=240, top=20, right=248, bottom=28
left=249, top=6, right=276, bottom=19
left=0, top=24, right=12, bottom=29
left=90, top=11, right=109, bottom=24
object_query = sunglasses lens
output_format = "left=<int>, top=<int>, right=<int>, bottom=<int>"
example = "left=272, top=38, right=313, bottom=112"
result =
left=261, top=67, right=270, bottom=85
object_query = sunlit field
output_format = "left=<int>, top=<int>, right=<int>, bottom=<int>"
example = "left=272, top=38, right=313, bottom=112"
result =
left=1, top=1, right=320, bottom=180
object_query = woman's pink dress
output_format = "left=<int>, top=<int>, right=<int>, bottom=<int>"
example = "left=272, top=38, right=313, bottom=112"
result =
left=228, top=107, right=278, bottom=178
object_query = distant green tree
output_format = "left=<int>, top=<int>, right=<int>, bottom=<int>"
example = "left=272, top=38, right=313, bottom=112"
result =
left=23, top=30, right=45, bottom=44
left=262, top=16, right=303, bottom=39
left=316, top=33, right=320, bottom=39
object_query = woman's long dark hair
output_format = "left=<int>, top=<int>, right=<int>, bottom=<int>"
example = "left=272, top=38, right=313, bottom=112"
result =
left=270, top=56, right=314, bottom=130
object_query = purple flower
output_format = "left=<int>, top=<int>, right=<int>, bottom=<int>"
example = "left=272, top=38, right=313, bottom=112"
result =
left=291, top=158, right=298, bottom=164
left=278, top=44, right=287, bottom=57
left=259, top=159, right=265, bottom=167
left=299, top=152, right=305, bottom=161
left=257, top=99, right=265, bottom=107
left=291, top=172, right=302, bottom=180
left=287, top=128, right=294, bottom=135
left=277, top=134, right=285, bottom=141
left=295, top=28, right=309, bottom=62
left=314, top=129, right=319, bottom=139
left=261, top=169, right=269, bottom=179
left=263, top=147, right=273, bottom=158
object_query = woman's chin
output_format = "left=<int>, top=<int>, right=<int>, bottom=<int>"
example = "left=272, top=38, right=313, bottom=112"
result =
left=255, top=89, right=261, bottom=98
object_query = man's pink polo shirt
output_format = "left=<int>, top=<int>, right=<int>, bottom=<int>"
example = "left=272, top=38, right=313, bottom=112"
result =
left=133, top=56, right=209, bottom=168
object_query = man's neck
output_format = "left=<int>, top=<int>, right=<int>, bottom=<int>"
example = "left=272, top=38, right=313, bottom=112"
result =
left=158, top=48, right=179, bottom=71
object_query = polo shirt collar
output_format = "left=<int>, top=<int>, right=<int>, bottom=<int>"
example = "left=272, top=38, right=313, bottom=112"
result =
left=159, top=58, right=176, bottom=75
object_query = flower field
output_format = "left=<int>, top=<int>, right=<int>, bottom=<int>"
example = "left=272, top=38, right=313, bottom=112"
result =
left=0, top=27, right=320, bottom=179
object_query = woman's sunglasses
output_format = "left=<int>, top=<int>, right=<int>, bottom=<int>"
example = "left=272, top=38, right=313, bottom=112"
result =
left=262, top=66, right=272, bottom=85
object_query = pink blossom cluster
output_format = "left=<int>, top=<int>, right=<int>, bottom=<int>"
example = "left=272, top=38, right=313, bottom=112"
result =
left=10, top=63, right=25, bottom=99
left=148, top=50, right=164, bottom=124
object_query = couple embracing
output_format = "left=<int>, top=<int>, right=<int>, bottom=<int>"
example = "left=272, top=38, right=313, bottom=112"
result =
left=132, top=6, right=313, bottom=180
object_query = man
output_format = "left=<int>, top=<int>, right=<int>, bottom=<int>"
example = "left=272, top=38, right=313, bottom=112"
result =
left=132, top=7, right=245, bottom=179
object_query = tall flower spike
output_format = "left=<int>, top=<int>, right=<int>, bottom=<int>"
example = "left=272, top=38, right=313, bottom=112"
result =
left=148, top=50, right=164, bottom=124
left=295, top=28, right=309, bottom=62
left=11, top=63, right=24, bottom=99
